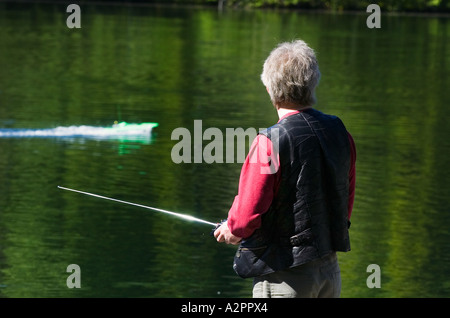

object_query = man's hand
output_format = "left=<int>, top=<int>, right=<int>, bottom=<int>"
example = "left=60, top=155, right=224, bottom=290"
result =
left=214, top=221, right=242, bottom=245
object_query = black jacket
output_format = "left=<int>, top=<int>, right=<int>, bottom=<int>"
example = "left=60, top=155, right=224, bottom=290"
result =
left=233, top=108, right=351, bottom=278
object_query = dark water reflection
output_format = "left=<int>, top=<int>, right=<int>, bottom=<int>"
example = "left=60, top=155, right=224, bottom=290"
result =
left=0, top=3, right=449, bottom=297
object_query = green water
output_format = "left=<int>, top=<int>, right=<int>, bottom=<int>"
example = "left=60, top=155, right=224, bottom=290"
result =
left=0, top=3, right=449, bottom=298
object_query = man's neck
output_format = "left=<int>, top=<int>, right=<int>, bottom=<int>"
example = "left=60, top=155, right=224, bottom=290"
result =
left=277, top=106, right=312, bottom=120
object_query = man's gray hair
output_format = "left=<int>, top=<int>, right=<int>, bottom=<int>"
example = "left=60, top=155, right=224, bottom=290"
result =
left=261, top=40, right=321, bottom=108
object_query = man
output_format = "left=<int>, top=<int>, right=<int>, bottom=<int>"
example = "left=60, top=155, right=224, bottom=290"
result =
left=214, top=40, right=356, bottom=298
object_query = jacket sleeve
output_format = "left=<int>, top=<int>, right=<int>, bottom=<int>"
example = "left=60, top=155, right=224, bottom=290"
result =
left=227, top=134, right=281, bottom=239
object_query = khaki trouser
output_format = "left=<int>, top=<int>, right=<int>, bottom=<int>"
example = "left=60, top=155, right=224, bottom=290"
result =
left=252, top=253, right=341, bottom=298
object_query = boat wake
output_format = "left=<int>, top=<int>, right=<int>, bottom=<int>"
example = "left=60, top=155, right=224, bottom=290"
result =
left=0, top=122, right=158, bottom=143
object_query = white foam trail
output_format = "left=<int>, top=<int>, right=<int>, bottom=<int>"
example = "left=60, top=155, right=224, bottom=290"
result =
left=0, top=123, right=157, bottom=139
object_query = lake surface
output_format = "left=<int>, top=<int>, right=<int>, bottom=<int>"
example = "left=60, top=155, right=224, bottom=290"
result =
left=0, top=3, right=449, bottom=298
